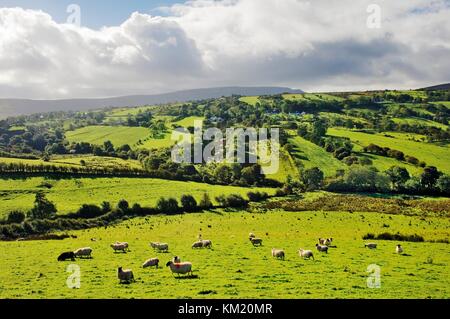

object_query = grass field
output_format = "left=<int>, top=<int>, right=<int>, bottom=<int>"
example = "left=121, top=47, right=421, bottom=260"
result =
left=392, top=117, right=448, bottom=130
left=289, top=136, right=346, bottom=177
left=431, top=101, right=450, bottom=109
left=1, top=209, right=449, bottom=299
left=239, top=96, right=260, bottom=106
left=267, top=148, right=298, bottom=182
left=357, top=153, right=423, bottom=175
left=0, top=155, right=143, bottom=170
left=282, top=93, right=344, bottom=101
left=327, top=128, right=450, bottom=174
left=66, top=126, right=150, bottom=148
left=66, top=117, right=203, bottom=150
left=0, top=177, right=276, bottom=218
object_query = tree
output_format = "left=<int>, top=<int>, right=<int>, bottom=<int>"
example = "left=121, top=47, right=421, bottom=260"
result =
left=241, top=164, right=264, bottom=185
left=156, top=197, right=179, bottom=214
left=76, top=204, right=103, bottom=218
left=436, top=175, right=450, bottom=195
left=385, top=166, right=410, bottom=190
left=214, top=164, right=233, bottom=184
left=117, top=199, right=129, bottom=212
left=28, top=192, right=57, bottom=219
left=7, top=211, right=25, bottom=224
left=199, top=193, right=213, bottom=209
left=103, top=140, right=115, bottom=153
left=420, top=166, right=440, bottom=189
left=181, top=195, right=198, bottom=212
left=300, top=167, right=324, bottom=191
left=101, top=201, right=111, bottom=213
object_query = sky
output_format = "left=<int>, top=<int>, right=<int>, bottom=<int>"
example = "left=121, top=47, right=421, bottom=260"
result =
left=0, top=0, right=449, bottom=99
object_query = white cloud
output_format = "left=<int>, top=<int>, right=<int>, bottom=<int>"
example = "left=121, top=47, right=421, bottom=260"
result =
left=0, top=0, right=449, bottom=99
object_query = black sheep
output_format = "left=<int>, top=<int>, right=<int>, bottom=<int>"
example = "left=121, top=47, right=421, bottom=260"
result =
left=57, top=252, right=76, bottom=261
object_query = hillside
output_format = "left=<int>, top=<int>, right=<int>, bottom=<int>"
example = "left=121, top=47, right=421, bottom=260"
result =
left=0, top=87, right=449, bottom=300
left=0, top=86, right=303, bottom=118
left=421, top=83, right=450, bottom=91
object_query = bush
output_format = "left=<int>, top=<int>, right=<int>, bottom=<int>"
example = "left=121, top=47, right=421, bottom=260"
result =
left=76, top=204, right=104, bottom=219
left=199, top=193, right=213, bottom=209
left=101, top=201, right=111, bottom=213
left=181, top=195, right=198, bottom=212
left=6, top=211, right=26, bottom=224
left=28, top=192, right=57, bottom=220
left=247, top=191, right=269, bottom=202
left=275, top=188, right=287, bottom=197
left=156, top=197, right=180, bottom=214
left=363, top=232, right=424, bottom=242
left=117, top=199, right=129, bottom=212
left=216, top=194, right=248, bottom=208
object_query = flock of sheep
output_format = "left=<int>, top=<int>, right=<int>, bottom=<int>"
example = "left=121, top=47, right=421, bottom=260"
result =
left=57, top=238, right=213, bottom=283
left=57, top=234, right=405, bottom=284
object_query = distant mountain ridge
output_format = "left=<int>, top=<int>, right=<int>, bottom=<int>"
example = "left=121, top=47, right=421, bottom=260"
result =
left=0, top=86, right=303, bottom=118
left=420, top=83, right=450, bottom=90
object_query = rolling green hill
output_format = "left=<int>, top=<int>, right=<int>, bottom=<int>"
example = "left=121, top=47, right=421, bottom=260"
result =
left=0, top=177, right=276, bottom=218
left=328, top=128, right=450, bottom=174
left=289, top=135, right=346, bottom=177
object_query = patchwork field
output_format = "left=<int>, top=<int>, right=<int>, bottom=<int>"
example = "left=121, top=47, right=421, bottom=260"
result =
left=1, top=209, right=449, bottom=299
left=0, top=177, right=276, bottom=218
left=327, top=128, right=450, bottom=174
left=66, top=116, right=203, bottom=150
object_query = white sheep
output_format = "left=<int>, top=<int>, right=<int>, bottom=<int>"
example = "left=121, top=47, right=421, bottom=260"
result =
left=298, top=249, right=314, bottom=260
left=315, top=244, right=328, bottom=253
left=365, top=243, right=377, bottom=249
left=118, top=267, right=135, bottom=283
left=271, top=248, right=285, bottom=260
left=166, top=261, right=193, bottom=276
left=396, top=244, right=403, bottom=254
left=319, top=238, right=333, bottom=246
left=250, top=238, right=263, bottom=246
left=150, top=242, right=169, bottom=252
left=142, top=258, right=159, bottom=269
left=201, top=240, right=212, bottom=249
left=192, top=241, right=203, bottom=249
left=111, top=243, right=128, bottom=253
left=73, top=247, right=93, bottom=259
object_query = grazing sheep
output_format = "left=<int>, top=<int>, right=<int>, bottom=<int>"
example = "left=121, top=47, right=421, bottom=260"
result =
left=111, top=243, right=128, bottom=253
left=74, top=247, right=93, bottom=259
left=315, top=244, right=328, bottom=253
left=201, top=240, right=212, bottom=249
left=250, top=238, right=263, bottom=246
left=271, top=248, right=285, bottom=260
left=166, top=261, right=193, bottom=276
left=396, top=244, right=403, bottom=254
left=298, top=249, right=314, bottom=260
left=249, top=232, right=256, bottom=239
left=319, top=238, right=333, bottom=246
left=192, top=241, right=203, bottom=249
left=142, top=258, right=159, bottom=269
left=57, top=252, right=75, bottom=262
left=365, top=243, right=377, bottom=249
left=118, top=267, right=135, bottom=283
left=173, top=256, right=181, bottom=263
left=150, top=242, right=169, bottom=252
